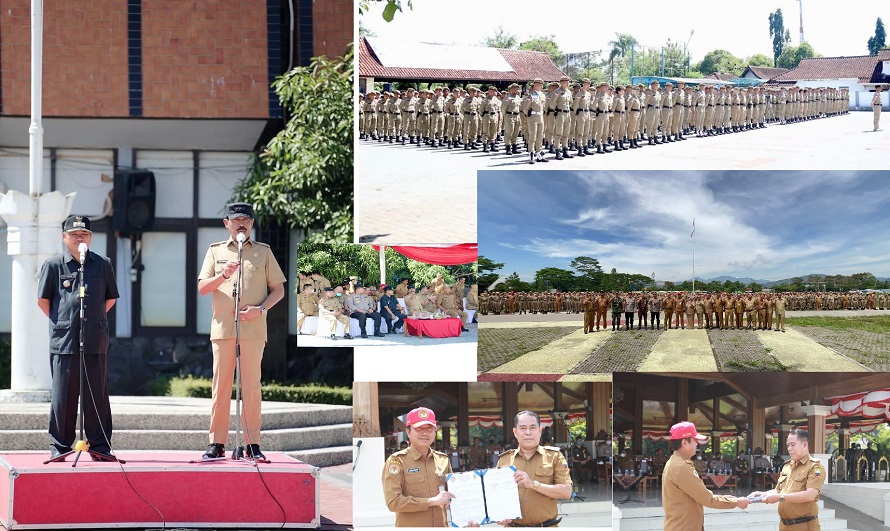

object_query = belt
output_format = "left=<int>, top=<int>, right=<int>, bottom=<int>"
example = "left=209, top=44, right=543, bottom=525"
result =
left=432, top=110, right=443, bottom=113
left=506, top=111, right=519, bottom=115
left=464, top=112, right=476, bottom=115
left=630, top=109, right=641, bottom=112
left=614, top=111, right=625, bottom=114
left=708, top=104, right=715, bottom=107
left=420, top=112, right=429, bottom=115
left=662, top=105, right=672, bottom=108
left=781, top=516, right=817, bottom=526
left=647, top=104, right=656, bottom=108
left=555, top=109, right=570, bottom=114
left=508, top=517, right=562, bottom=528
left=683, top=105, right=691, bottom=107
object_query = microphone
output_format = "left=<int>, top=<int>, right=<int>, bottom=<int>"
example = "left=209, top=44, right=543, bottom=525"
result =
left=236, top=232, right=246, bottom=250
left=78, top=242, right=88, bottom=264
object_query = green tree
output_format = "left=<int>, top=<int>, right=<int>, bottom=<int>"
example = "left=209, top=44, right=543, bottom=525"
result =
left=768, top=9, right=791, bottom=65
left=234, top=49, right=353, bottom=243
left=868, top=17, right=887, bottom=55
left=533, top=267, right=577, bottom=292
left=748, top=282, right=763, bottom=293
left=481, top=26, right=519, bottom=49
left=607, top=33, right=639, bottom=84
left=570, top=256, right=604, bottom=291
left=477, top=255, right=505, bottom=292
left=776, top=42, right=819, bottom=69
left=697, top=49, right=743, bottom=76
left=661, top=41, right=689, bottom=77
left=746, top=54, right=775, bottom=68
left=358, top=0, right=413, bottom=22
left=359, top=21, right=376, bottom=37
left=520, top=35, right=562, bottom=63
left=663, top=281, right=676, bottom=291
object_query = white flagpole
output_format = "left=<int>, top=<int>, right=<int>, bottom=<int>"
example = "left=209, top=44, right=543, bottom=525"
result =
left=379, top=245, right=386, bottom=288
left=690, top=218, right=695, bottom=297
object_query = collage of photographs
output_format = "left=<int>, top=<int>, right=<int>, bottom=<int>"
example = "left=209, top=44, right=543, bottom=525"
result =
left=0, top=1, right=887, bottom=531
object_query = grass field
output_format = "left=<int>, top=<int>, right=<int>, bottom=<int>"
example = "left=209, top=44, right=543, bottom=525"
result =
left=788, top=315, right=890, bottom=371
left=785, top=315, right=890, bottom=332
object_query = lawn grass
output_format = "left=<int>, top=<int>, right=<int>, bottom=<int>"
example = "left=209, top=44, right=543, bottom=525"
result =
left=785, top=315, right=890, bottom=333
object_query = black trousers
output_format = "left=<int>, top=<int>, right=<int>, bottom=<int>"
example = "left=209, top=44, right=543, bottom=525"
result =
left=50, top=353, right=112, bottom=453
left=350, top=311, right=382, bottom=334
left=624, top=312, right=634, bottom=328
left=650, top=311, right=660, bottom=328
left=382, top=310, right=406, bottom=332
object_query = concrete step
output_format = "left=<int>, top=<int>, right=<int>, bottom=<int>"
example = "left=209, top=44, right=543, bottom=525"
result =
left=286, top=445, right=353, bottom=468
left=0, top=401, right=351, bottom=431
left=0, top=423, right=353, bottom=453
left=619, top=500, right=849, bottom=531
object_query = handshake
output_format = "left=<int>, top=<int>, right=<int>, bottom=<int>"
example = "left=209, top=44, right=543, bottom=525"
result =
left=737, top=490, right=783, bottom=508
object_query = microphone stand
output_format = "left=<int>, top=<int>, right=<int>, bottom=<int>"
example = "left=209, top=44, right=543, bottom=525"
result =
left=231, top=237, right=247, bottom=461
left=45, top=250, right=124, bottom=466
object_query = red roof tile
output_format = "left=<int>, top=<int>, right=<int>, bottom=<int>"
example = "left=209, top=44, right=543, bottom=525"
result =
left=771, top=50, right=890, bottom=83
left=358, top=37, right=566, bottom=82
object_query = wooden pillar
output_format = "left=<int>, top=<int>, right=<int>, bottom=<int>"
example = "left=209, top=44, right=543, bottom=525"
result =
left=503, top=382, right=519, bottom=446
left=839, top=419, right=850, bottom=453
left=633, top=381, right=643, bottom=454
left=711, top=397, right=720, bottom=453
left=749, top=396, right=765, bottom=453
left=590, top=382, right=611, bottom=441
left=676, top=377, right=689, bottom=422
left=553, top=383, right=565, bottom=444
left=458, top=383, right=470, bottom=447
left=352, top=382, right=380, bottom=438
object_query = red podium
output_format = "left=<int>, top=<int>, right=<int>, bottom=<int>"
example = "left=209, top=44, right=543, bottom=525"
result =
left=0, top=451, right=319, bottom=529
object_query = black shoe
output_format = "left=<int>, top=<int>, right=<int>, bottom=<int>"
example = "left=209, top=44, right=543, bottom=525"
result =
left=562, top=147, right=573, bottom=158
left=461, top=327, right=470, bottom=332
left=555, top=150, right=564, bottom=160
left=329, top=334, right=337, bottom=340
left=361, top=333, right=368, bottom=338
left=90, top=447, right=116, bottom=462
left=344, top=333, right=353, bottom=340
left=246, top=444, right=267, bottom=461
left=203, top=443, right=226, bottom=460
left=374, top=332, right=386, bottom=337
left=49, top=445, right=72, bottom=460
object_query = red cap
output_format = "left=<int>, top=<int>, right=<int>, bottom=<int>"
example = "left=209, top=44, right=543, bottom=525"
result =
left=670, top=421, right=708, bottom=441
left=406, top=407, right=437, bottom=429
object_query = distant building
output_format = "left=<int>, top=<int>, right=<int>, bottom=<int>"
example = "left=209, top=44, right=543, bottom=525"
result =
left=358, top=36, right=566, bottom=91
left=739, top=65, right=789, bottom=81
left=770, top=49, right=890, bottom=109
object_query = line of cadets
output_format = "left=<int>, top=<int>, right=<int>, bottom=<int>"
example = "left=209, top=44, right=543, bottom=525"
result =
left=359, top=79, right=849, bottom=164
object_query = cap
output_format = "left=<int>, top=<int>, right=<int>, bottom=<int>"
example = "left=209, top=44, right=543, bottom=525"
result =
left=507, top=82, right=520, bottom=89
left=226, top=202, right=255, bottom=220
left=581, top=78, right=591, bottom=84
left=670, top=421, right=708, bottom=442
left=548, top=81, right=559, bottom=87
left=63, top=215, right=92, bottom=234
left=406, top=407, right=437, bottom=428
left=324, top=287, right=333, bottom=292
left=598, top=82, right=609, bottom=88
left=385, top=286, right=394, bottom=292
left=559, top=75, right=570, bottom=82
left=532, top=78, right=544, bottom=85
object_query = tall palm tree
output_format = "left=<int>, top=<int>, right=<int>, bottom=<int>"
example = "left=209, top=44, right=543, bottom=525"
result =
left=608, top=33, right=638, bottom=84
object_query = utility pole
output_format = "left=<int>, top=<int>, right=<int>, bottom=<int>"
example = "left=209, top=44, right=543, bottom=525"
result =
left=798, top=0, right=805, bottom=43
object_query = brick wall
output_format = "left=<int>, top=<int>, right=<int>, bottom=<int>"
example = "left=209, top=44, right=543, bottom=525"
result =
left=311, top=0, right=352, bottom=59
left=141, top=0, right=269, bottom=118
left=0, top=0, right=129, bottom=116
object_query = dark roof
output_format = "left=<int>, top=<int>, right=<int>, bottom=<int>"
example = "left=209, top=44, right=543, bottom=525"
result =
left=742, top=65, right=789, bottom=79
left=771, top=50, right=890, bottom=83
left=704, top=72, right=739, bottom=82
left=358, top=37, right=566, bottom=82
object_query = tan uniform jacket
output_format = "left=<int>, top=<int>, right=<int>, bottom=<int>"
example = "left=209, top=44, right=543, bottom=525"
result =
left=198, top=238, right=287, bottom=341
left=496, top=446, right=572, bottom=525
left=776, top=455, right=826, bottom=521
left=395, top=284, right=409, bottom=298
left=297, top=292, right=318, bottom=316
left=383, top=446, right=452, bottom=527
left=662, top=452, right=738, bottom=531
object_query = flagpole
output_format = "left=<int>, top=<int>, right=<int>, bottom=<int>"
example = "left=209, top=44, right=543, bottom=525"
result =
left=690, top=218, right=695, bottom=297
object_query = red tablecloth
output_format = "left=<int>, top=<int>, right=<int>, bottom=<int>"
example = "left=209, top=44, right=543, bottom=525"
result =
left=704, top=474, right=731, bottom=488
left=403, top=317, right=463, bottom=338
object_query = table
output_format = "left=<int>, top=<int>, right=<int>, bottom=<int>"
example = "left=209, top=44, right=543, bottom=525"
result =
left=403, top=317, right=463, bottom=339
left=703, top=474, right=732, bottom=489
left=612, top=473, right=644, bottom=504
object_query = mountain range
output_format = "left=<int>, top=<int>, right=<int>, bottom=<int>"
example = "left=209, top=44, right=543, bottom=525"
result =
left=658, top=274, right=890, bottom=287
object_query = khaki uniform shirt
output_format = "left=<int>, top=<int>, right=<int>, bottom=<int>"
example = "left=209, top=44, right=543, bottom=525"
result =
left=395, top=284, right=409, bottom=298
left=319, top=296, right=344, bottom=315
left=496, top=446, right=572, bottom=525
left=297, top=292, right=318, bottom=316
left=382, top=445, right=452, bottom=527
left=405, top=294, right=423, bottom=314
left=776, top=455, right=825, bottom=521
left=662, top=452, right=738, bottom=531
left=198, top=238, right=287, bottom=341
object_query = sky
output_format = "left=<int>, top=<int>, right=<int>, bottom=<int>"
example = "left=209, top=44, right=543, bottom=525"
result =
left=477, top=171, right=890, bottom=283
left=362, top=1, right=886, bottom=63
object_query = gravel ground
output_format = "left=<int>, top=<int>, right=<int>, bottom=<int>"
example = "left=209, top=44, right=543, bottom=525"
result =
left=707, top=329, right=790, bottom=371
left=792, top=326, right=890, bottom=371
left=569, top=328, right=664, bottom=373
left=477, top=326, right=577, bottom=373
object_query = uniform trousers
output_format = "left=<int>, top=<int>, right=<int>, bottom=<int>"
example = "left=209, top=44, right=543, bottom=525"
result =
left=210, top=338, right=265, bottom=446
left=50, top=353, right=112, bottom=453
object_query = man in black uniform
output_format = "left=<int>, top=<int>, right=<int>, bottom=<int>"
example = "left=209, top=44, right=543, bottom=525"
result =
left=379, top=285, right=406, bottom=334
left=37, top=215, right=119, bottom=460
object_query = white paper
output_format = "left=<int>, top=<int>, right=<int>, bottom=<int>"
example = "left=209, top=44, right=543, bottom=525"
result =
left=481, top=467, right=522, bottom=523
left=446, top=471, right=488, bottom=527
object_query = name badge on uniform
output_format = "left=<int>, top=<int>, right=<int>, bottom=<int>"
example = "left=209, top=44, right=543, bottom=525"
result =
left=407, top=467, right=420, bottom=474
left=217, top=260, right=228, bottom=264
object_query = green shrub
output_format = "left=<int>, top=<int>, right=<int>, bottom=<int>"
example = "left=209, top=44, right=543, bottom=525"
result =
left=168, top=375, right=351, bottom=406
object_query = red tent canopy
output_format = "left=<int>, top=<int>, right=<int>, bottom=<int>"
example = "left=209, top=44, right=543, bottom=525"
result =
left=373, top=244, right=478, bottom=266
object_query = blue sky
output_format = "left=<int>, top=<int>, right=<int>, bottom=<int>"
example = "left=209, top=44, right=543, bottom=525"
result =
left=478, top=171, right=890, bottom=283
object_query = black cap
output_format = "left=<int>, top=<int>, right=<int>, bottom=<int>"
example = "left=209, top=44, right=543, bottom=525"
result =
left=225, top=202, right=254, bottom=220
left=63, top=215, right=92, bottom=234
left=324, top=287, right=333, bottom=292
left=385, top=286, right=394, bottom=292
left=354, top=283, right=364, bottom=289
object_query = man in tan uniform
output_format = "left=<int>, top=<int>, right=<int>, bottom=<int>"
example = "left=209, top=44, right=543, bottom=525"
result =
left=502, top=83, right=523, bottom=155
left=318, top=287, right=352, bottom=340
left=296, top=283, right=318, bottom=334
left=438, top=286, right=470, bottom=332
left=468, top=436, right=487, bottom=470
left=496, top=411, right=572, bottom=527
left=382, top=407, right=454, bottom=527
left=523, top=78, right=549, bottom=164
left=873, top=85, right=883, bottom=131
left=662, top=421, right=748, bottom=530
left=395, top=278, right=409, bottom=299
left=751, top=428, right=825, bottom=530
left=198, top=203, right=286, bottom=461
